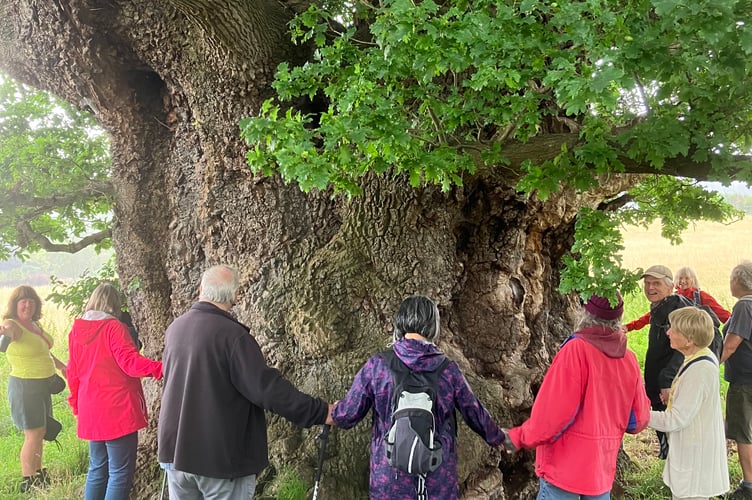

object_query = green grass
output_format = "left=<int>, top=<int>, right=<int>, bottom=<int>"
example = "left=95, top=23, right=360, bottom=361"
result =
left=275, top=468, right=308, bottom=500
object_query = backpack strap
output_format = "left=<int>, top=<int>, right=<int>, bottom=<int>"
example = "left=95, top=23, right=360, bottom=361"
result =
left=693, top=290, right=702, bottom=306
left=677, top=355, right=715, bottom=378
left=379, top=349, right=455, bottom=434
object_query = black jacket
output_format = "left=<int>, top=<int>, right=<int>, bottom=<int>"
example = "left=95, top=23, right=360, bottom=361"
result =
left=158, top=302, right=328, bottom=477
left=644, top=294, right=693, bottom=406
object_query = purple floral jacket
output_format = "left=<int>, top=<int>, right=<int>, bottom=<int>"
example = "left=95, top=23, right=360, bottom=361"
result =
left=332, top=338, right=505, bottom=499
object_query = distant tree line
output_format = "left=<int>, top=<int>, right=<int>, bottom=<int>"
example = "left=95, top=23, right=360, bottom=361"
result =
left=725, top=194, right=752, bottom=214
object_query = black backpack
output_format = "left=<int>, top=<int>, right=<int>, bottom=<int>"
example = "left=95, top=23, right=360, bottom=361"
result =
left=692, top=291, right=723, bottom=360
left=380, top=350, right=453, bottom=477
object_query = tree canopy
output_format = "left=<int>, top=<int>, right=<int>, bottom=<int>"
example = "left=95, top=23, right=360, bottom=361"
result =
left=0, top=0, right=748, bottom=301
left=241, top=0, right=750, bottom=300
left=0, top=75, right=112, bottom=260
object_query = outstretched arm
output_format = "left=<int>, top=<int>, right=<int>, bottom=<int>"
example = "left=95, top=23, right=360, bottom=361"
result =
left=625, top=375, right=651, bottom=434
left=508, top=343, right=584, bottom=450
left=625, top=311, right=650, bottom=332
left=331, top=358, right=377, bottom=429
left=453, top=366, right=505, bottom=446
left=109, top=320, right=162, bottom=379
left=700, top=291, right=731, bottom=323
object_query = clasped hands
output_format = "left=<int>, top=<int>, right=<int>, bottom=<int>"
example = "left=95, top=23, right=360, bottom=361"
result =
left=499, top=428, right=517, bottom=454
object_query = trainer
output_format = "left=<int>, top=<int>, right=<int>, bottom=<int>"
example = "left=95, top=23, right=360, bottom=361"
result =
left=158, top=264, right=333, bottom=499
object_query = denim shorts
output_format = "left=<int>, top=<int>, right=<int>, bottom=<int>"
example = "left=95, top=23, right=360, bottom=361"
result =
left=727, top=384, right=752, bottom=444
left=7, top=376, right=52, bottom=430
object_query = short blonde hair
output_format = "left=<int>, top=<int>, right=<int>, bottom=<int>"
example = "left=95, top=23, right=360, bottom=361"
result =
left=668, top=307, right=714, bottom=348
left=84, top=283, right=122, bottom=317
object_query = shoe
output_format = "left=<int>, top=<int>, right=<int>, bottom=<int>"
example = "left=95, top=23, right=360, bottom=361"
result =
left=19, top=476, right=35, bottom=493
left=36, top=468, right=50, bottom=488
left=727, top=486, right=752, bottom=499
left=19, top=469, right=50, bottom=493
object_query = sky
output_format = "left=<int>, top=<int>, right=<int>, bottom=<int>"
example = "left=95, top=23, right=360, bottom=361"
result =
left=703, top=180, right=752, bottom=196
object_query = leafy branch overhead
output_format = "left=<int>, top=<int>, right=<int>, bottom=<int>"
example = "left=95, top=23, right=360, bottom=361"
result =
left=240, top=0, right=751, bottom=300
left=0, top=76, right=113, bottom=259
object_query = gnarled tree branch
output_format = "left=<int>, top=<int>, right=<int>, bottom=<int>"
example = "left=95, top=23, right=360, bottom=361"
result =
left=15, top=220, right=111, bottom=253
left=0, top=180, right=113, bottom=215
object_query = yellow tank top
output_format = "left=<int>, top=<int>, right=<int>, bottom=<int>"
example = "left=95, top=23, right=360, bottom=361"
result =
left=5, top=319, right=56, bottom=379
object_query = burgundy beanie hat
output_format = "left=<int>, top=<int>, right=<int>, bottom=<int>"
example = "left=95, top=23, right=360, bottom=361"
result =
left=584, top=293, right=624, bottom=321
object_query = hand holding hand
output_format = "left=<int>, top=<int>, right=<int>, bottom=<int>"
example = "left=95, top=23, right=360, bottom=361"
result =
left=659, top=388, right=670, bottom=405
left=500, top=428, right=517, bottom=454
left=325, top=403, right=335, bottom=426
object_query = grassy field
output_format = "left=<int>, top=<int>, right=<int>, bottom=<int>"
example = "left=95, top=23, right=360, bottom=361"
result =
left=0, top=218, right=750, bottom=498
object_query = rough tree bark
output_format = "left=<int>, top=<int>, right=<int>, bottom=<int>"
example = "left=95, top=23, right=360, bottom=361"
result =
left=0, top=1, right=637, bottom=498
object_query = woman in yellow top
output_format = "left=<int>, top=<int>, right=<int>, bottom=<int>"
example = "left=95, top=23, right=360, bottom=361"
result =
left=1, top=285, right=67, bottom=492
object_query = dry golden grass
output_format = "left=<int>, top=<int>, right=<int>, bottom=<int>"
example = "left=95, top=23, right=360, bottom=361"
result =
left=621, top=217, right=752, bottom=310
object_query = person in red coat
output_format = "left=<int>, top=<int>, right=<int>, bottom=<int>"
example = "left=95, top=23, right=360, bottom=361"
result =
left=503, top=293, right=651, bottom=499
left=66, top=283, right=162, bottom=500
left=675, top=266, right=731, bottom=322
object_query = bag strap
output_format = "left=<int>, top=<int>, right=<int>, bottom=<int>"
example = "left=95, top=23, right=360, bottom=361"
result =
left=11, top=319, right=52, bottom=349
left=380, top=349, right=455, bottom=432
left=380, top=349, right=451, bottom=392
left=677, top=355, right=714, bottom=378
left=693, top=290, right=702, bottom=306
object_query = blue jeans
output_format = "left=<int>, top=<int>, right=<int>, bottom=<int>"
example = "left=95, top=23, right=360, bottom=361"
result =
left=84, top=432, right=138, bottom=500
left=537, top=478, right=610, bottom=500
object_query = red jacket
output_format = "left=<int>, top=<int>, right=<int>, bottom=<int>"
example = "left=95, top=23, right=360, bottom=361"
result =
left=677, top=287, right=731, bottom=323
left=508, top=328, right=650, bottom=496
left=625, top=311, right=650, bottom=332
left=67, top=315, right=162, bottom=441
left=626, top=287, right=730, bottom=331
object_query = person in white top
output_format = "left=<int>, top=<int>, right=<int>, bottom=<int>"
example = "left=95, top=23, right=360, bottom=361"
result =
left=648, top=307, right=729, bottom=500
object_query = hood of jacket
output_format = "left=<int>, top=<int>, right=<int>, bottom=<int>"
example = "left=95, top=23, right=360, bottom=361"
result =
left=573, top=325, right=627, bottom=358
left=70, top=312, right=118, bottom=345
left=392, top=338, right=447, bottom=372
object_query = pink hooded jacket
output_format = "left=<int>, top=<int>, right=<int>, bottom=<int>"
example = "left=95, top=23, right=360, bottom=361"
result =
left=67, top=314, right=162, bottom=441
left=508, top=327, right=650, bottom=496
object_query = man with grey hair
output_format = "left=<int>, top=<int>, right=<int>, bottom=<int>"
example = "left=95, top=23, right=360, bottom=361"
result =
left=722, top=261, right=752, bottom=499
left=158, top=264, right=334, bottom=499
left=638, top=264, right=692, bottom=459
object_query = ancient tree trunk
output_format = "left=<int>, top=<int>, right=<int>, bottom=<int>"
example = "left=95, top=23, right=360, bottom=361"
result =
left=0, top=1, right=628, bottom=498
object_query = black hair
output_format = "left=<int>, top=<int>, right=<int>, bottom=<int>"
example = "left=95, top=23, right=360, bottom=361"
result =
left=393, top=295, right=440, bottom=342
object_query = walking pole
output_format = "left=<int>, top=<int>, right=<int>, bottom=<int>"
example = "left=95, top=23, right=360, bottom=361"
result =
left=312, top=424, right=331, bottom=500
